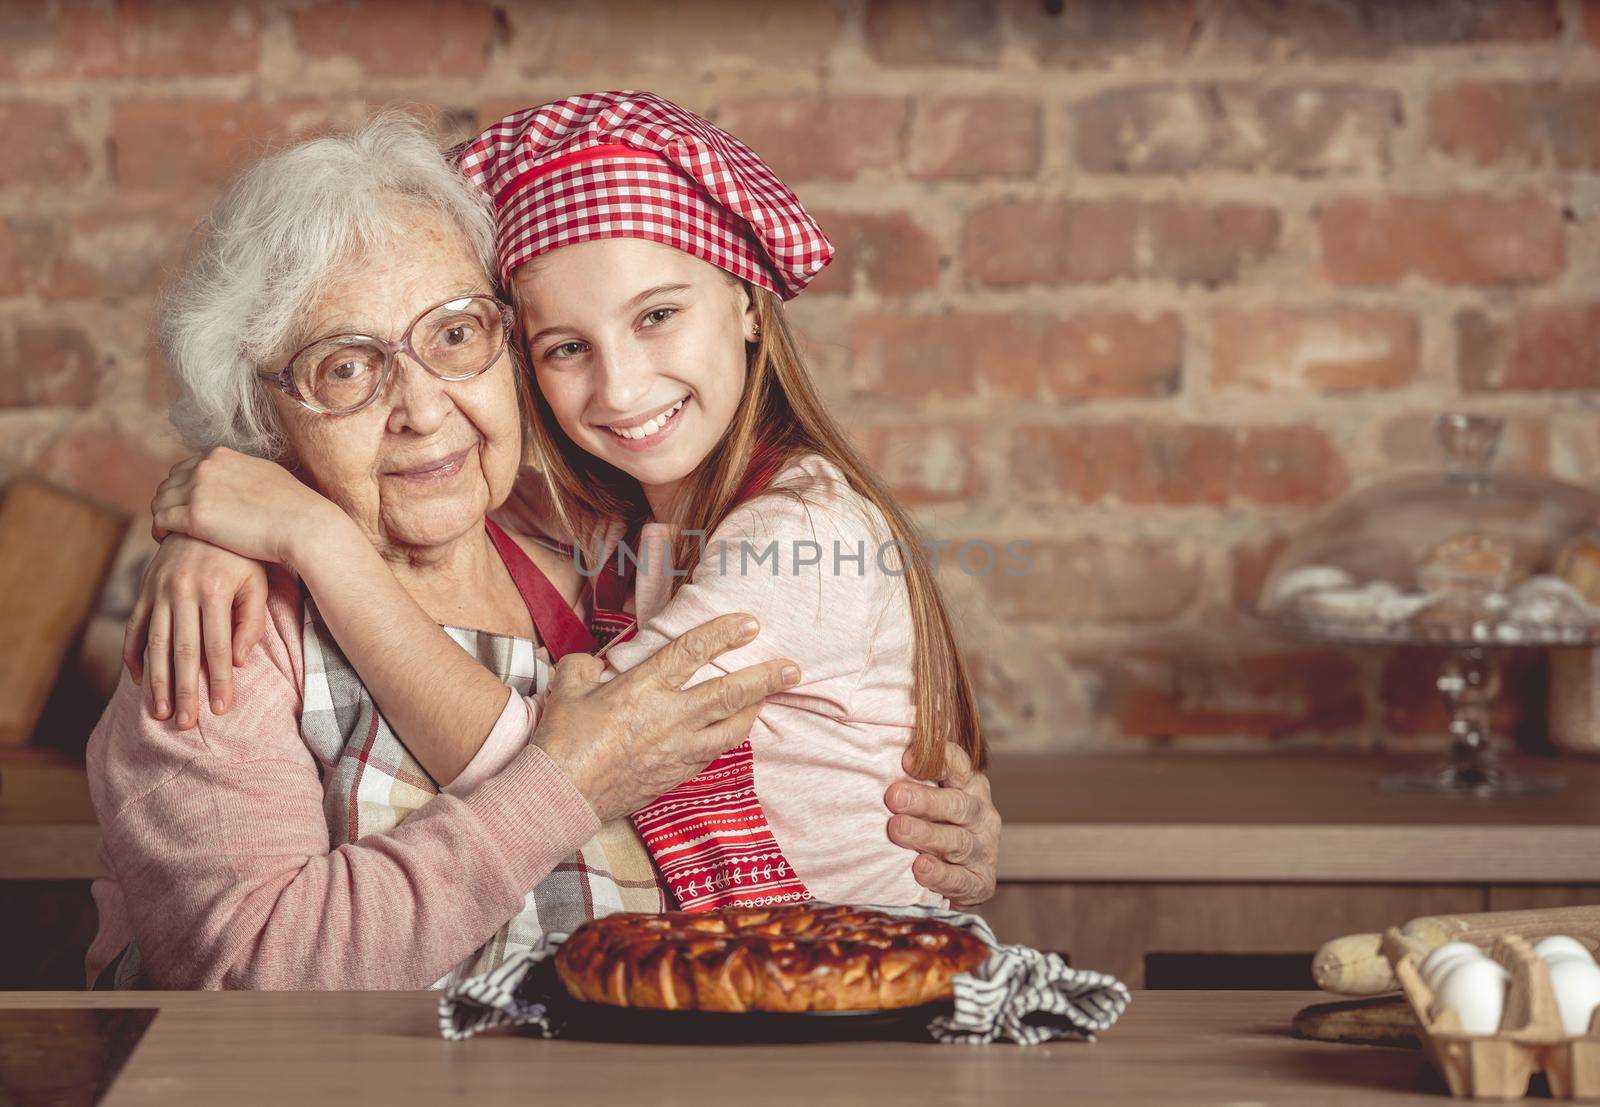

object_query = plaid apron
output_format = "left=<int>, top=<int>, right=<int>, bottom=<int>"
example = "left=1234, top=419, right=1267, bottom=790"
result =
left=297, top=518, right=667, bottom=990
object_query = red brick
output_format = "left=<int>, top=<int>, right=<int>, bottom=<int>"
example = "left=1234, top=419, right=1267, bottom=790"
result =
left=981, top=535, right=1204, bottom=624
left=0, top=102, right=91, bottom=190
left=505, top=2, right=838, bottom=72
left=473, top=91, right=582, bottom=135
left=710, top=97, right=908, bottom=183
left=807, top=211, right=941, bottom=295
left=0, top=415, right=70, bottom=480
left=863, top=0, right=1002, bottom=66
left=144, top=344, right=177, bottom=411
left=1380, top=412, right=1550, bottom=473
left=908, top=95, right=1040, bottom=181
left=111, top=99, right=368, bottom=191
left=1013, top=421, right=1348, bottom=508
left=41, top=198, right=200, bottom=301
left=849, top=311, right=1179, bottom=404
left=963, top=199, right=1280, bottom=287
left=0, top=223, right=20, bottom=298
left=1458, top=303, right=1600, bottom=392
left=1207, top=0, right=1559, bottom=60
left=857, top=422, right=982, bottom=505
left=33, top=420, right=181, bottom=516
left=1041, top=311, right=1183, bottom=401
left=1073, top=83, right=1399, bottom=177
left=1012, top=422, right=1235, bottom=506
left=1429, top=82, right=1600, bottom=170
left=1089, top=639, right=1365, bottom=739
left=293, top=1, right=494, bottom=76
left=1319, top=192, right=1564, bottom=287
left=0, top=0, right=259, bottom=80
left=0, top=324, right=102, bottom=408
left=1012, top=0, right=1200, bottom=69
left=1213, top=307, right=1419, bottom=392
left=0, top=218, right=54, bottom=297
left=1233, top=425, right=1349, bottom=507
left=849, top=312, right=1044, bottom=401
left=965, top=644, right=1099, bottom=749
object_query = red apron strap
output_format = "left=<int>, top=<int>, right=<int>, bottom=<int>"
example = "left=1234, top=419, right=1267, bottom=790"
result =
left=588, top=518, right=643, bottom=654
left=485, top=518, right=596, bottom=659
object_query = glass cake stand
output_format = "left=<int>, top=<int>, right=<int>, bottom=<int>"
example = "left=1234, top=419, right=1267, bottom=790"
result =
left=1253, top=415, right=1600, bottom=797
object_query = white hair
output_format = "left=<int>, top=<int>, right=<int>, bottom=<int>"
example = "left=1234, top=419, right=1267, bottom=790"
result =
left=157, top=111, right=497, bottom=457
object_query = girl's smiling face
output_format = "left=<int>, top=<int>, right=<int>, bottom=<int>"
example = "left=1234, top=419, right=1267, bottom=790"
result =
left=513, top=238, right=758, bottom=521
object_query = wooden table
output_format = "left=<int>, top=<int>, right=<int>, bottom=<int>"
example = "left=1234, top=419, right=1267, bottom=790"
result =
left=0, top=989, right=1493, bottom=1106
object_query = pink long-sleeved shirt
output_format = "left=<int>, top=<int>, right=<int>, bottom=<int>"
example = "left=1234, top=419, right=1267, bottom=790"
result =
left=481, top=454, right=942, bottom=909
left=84, top=568, right=600, bottom=990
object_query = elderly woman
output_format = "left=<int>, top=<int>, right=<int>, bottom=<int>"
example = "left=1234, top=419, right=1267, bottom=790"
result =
left=88, top=114, right=998, bottom=990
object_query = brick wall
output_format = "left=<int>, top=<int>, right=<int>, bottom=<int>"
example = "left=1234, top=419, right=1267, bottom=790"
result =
left=4, top=0, right=1599, bottom=753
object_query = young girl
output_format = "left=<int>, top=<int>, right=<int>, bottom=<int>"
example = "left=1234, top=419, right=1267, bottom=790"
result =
left=137, top=91, right=988, bottom=910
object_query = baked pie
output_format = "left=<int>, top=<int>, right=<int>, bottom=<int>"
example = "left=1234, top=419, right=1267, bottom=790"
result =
left=554, top=903, right=990, bottom=1012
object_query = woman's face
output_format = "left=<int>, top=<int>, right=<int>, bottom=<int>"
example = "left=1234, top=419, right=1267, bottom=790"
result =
left=268, top=204, right=522, bottom=553
left=513, top=238, right=758, bottom=510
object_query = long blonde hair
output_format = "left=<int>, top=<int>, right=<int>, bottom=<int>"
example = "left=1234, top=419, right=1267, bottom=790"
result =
left=516, top=281, right=986, bottom=779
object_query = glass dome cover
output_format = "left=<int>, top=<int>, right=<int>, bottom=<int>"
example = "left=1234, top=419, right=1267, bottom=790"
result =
left=1257, top=414, right=1600, bottom=647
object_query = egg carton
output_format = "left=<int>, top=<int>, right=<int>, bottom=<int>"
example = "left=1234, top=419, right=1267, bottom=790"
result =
left=1385, top=928, right=1600, bottom=1100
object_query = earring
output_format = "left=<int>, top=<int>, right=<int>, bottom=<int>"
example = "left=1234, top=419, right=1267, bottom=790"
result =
left=750, top=322, right=762, bottom=341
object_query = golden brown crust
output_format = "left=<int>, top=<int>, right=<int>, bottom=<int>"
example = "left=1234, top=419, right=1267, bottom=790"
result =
left=1558, top=533, right=1600, bottom=605
left=554, top=904, right=990, bottom=1012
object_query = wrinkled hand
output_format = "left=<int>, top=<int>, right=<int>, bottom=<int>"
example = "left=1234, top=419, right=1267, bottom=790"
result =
left=122, top=534, right=268, bottom=728
left=151, top=447, right=340, bottom=566
left=534, top=613, right=801, bottom=824
left=885, top=743, right=1001, bottom=907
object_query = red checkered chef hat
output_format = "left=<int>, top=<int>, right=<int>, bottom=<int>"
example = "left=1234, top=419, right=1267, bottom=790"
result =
left=456, top=90, right=834, bottom=300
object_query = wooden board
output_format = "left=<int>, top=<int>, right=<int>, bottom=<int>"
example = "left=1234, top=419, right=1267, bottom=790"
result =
left=0, top=478, right=126, bottom=747
left=999, top=824, right=1600, bottom=882
left=0, top=748, right=95, bottom=822
left=987, top=753, right=1600, bottom=827
left=1292, top=995, right=1420, bottom=1046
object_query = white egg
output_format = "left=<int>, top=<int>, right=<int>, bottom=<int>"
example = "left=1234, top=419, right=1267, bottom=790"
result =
left=1421, top=942, right=1490, bottom=989
left=1534, top=936, right=1597, bottom=967
left=1548, top=958, right=1600, bottom=1036
left=1433, top=958, right=1511, bottom=1035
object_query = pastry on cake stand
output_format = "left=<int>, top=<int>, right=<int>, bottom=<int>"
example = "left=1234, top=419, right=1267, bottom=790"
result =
left=1254, top=414, right=1600, bottom=797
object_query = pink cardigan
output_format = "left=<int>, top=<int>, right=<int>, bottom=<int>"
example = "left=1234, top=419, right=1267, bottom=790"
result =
left=84, top=568, right=599, bottom=990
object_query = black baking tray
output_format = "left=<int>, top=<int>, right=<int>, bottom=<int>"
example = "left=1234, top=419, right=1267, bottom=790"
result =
left=517, top=958, right=951, bottom=1044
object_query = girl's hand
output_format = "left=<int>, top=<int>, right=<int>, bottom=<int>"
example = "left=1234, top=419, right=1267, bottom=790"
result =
left=151, top=447, right=339, bottom=565
left=885, top=742, right=1002, bottom=907
left=122, top=534, right=269, bottom=729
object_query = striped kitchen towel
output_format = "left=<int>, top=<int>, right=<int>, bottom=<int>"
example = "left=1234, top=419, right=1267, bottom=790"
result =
left=438, top=904, right=1130, bottom=1045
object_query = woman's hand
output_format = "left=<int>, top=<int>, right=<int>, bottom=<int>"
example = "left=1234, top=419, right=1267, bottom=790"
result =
left=533, top=613, right=802, bottom=824
left=885, top=743, right=1002, bottom=907
left=122, top=535, right=269, bottom=728
left=151, top=447, right=343, bottom=566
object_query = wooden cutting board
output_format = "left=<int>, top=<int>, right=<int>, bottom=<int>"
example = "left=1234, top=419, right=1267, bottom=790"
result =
left=1291, top=994, right=1420, bottom=1047
left=0, top=478, right=126, bottom=747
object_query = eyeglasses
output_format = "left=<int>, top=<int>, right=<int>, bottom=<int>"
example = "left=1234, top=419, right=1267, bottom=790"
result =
left=260, top=294, right=515, bottom=416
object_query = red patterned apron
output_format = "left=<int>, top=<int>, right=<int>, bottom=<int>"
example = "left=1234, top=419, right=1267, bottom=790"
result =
left=588, top=446, right=814, bottom=911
